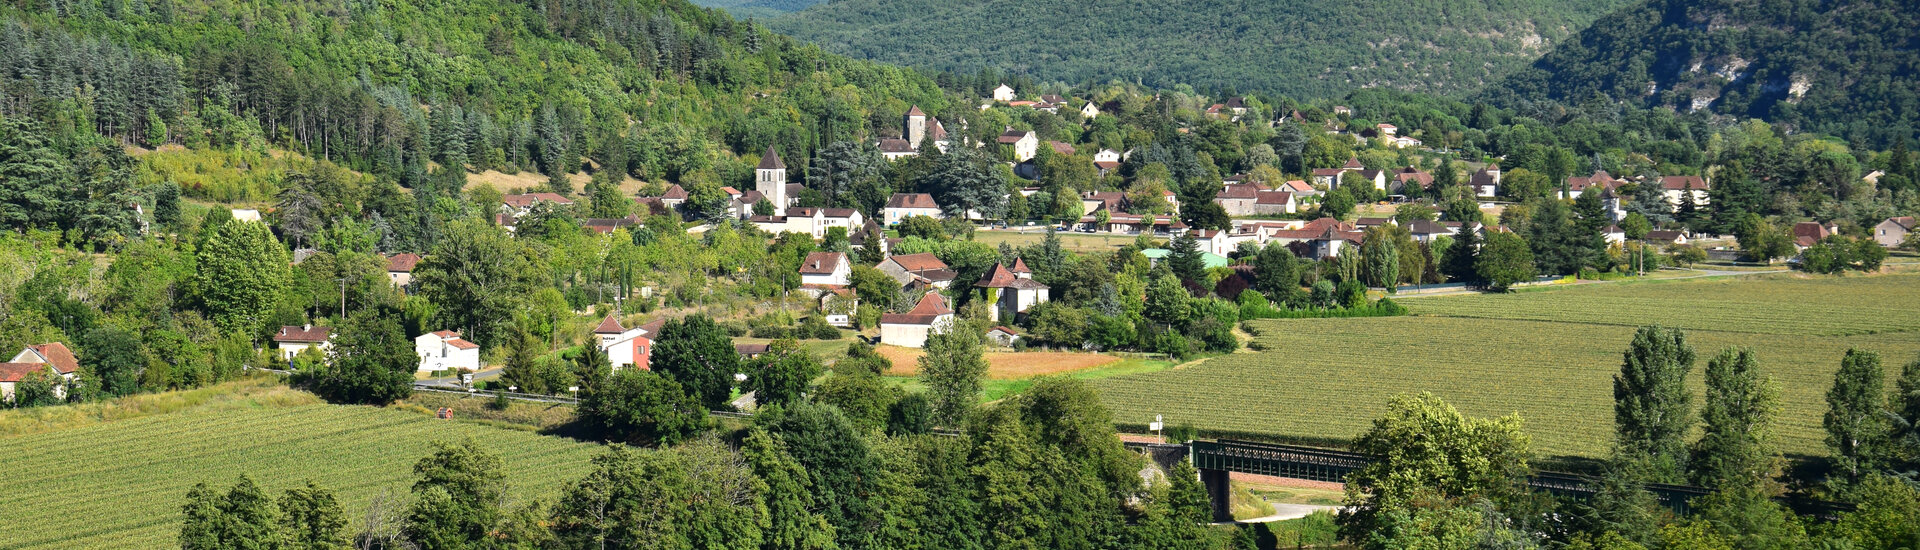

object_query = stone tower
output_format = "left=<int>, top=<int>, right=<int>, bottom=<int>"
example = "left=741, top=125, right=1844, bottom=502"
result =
left=756, top=146, right=787, bottom=216
left=904, top=105, right=927, bottom=150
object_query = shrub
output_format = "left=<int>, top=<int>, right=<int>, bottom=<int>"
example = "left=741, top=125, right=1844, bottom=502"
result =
left=719, top=320, right=749, bottom=337
left=801, top=316, right=841, bottom=340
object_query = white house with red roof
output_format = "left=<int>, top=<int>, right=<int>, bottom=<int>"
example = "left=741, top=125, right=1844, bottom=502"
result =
left=414, top=330, right=481, bottom=372
left=593, top=315, right=659, bottom=371
left=1, top=342, right=80, bottom=401
left=500, top=193, right=575, bottom=217
left=997, top=128, right=1039, bottom=162
left=273, top=325, right=332, bottom=361
left=799, top=251, right=851, bottom=287
left=1658, top=175, right=1711, bottom=208
left=879, top=292, right=956, bottom=348
left=974, top=261, right=1048, bottom=323
left=884, top=193, right=944, bottom=225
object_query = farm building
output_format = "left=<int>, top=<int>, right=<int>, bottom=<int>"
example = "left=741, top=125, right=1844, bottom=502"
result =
left=273, top=325, right=332, bottom=361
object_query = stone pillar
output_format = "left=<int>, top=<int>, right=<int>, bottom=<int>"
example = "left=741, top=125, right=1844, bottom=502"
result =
left=1200, top=467, right=1233, bottom=523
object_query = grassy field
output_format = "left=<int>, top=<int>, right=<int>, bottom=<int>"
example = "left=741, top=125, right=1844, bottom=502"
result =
left=0, top=384, right=602, bottom=549
left=972, top=230, right=1144, bottom=253
left=1093, top=273, right=1920, bottom=461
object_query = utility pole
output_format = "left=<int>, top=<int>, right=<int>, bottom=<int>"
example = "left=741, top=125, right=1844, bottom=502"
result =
left=336, top=278, right=347, bottom=320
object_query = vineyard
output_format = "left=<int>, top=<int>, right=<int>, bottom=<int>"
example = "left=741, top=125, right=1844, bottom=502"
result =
left=1094, top=273, right=1920, bottom=460
left=1405, top=273, right=1920, bottom=336
left=0, top=402, right=602, bottom=549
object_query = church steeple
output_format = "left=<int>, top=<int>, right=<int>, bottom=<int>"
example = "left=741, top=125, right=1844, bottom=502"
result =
left=756, top=146, right=788, bottom=216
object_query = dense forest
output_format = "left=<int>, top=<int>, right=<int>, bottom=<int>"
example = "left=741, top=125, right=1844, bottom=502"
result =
left=688, top=0, right=820, bottom=19
left=1485, top=0, right=1920, bottom=147
left=767, top=0, right=1636, bottom=99
left=0, top=0, right=944, bottom=202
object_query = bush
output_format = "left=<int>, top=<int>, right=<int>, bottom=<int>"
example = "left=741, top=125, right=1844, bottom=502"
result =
left=719, top=320, right=749, bottom=337
left=750, top=325, right=791, bottom=339
left=801, top=316, right=841, bottom=340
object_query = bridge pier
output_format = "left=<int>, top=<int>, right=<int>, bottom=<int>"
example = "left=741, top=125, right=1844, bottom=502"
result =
left=1199, top=467, right=1233, bottom=523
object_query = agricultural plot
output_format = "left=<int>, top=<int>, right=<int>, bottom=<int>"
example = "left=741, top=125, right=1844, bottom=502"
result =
left=1406, top=273, right=1920, bottom=336
left=1095, top=273, right=1920, bottom=460
left=0, top=403, right=602, bottom=549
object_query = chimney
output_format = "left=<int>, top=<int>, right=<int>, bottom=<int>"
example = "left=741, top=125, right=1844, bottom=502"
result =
left=303, top=323, right=312, bottom=331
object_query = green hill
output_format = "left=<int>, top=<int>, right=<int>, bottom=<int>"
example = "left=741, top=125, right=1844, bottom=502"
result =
left=1485, top=0, right=1920, bottom=146
left=691, top=0, right=824, bottom=19
left=767, top=0, right=1636, bottom=99
left=0, top=0, right=944, bottom=200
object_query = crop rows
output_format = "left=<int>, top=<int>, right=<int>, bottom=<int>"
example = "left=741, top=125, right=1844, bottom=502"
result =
left=1093, top=316, right=1920, bottom=460
left=1407, top=273, right=1920, bottom=336
left=0, top=404, right=602, bottom=550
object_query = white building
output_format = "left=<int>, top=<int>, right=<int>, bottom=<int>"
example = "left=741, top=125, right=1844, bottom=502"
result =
left=996, top=128, right=1039, bottom=162
left=592, top=315, right=659, bottom=371
left=1659, top=176, right=1711, bottom=208
left=799, top=251, right=851, bottom=287
left=973, top=260, right=1048, bottom=323
left=756, top=147, right=789, bottom=217
left=273, top=325, right=332, bottom=361
left=414, top=330, right=481, bottom=372
left=992, top=84, right=1016, bottom=102
left=879, top=292, right=955, bottom=349
left=884, top=193, right=944, bottom=225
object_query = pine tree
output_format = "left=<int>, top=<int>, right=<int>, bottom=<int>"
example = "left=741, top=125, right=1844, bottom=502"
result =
left=1613, top=325, right=1696, bottom=484
left=1440, top=223, right=1480, bottom=284
left=1166, top=230, right=1205, bottom=283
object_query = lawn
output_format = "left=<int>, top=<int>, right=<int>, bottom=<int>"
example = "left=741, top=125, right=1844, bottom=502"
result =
left=0, top=384, right=603, bottom=550
left=1093, top=273, right=1920, bottom=461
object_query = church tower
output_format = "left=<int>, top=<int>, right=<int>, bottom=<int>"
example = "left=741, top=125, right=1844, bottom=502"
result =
left=756, top=146, right=788, bottom=216
left=904, top=105, right=927, bottom=150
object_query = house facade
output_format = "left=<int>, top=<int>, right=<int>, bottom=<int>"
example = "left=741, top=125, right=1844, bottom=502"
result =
left=876, top=253, right=957, bottom=290
left=1875, top=216, right=1915, bottom=248
left=799, top=251, right=851, bottom=287
left=386, top=253, right=420, bottom=288
left=879, top=292, right=956, bottom=349
left=273, top=325, right=332, bottom=361
left=974, top=260, right=1049, bottom=323
left=593, top=315, right=659, bottom=371
left=414, top=330, right=481, bottom=372
left=884, top=193, right=943, bottom=225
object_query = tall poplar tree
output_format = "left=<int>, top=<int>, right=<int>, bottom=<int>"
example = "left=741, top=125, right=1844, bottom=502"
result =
left=1613, top=325, right=1696, bottom=484
left=1690, top=348, right=1779, bottom=491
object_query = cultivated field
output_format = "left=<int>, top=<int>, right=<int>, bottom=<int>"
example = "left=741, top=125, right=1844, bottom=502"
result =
left=972, top=230, right=1144, bottom=253
left=0, top=397, right=601, bottom=549
left=1094, top=273, right=1920, bottom=460
left=878, top=345, right=1121, bottom=378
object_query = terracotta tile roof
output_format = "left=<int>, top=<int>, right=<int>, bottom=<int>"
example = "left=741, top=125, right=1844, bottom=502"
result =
left=880, top=292, right=954, bottom=325
left=593, top=315, right=625, bottom=334
left=878, top=138, right=914, bottom=153
left=1216, top=184, right=1262, bottom=200
left=1254, top=191, right=1293, bottom=205
left=975, top=264, right=1048, bottom=290
left=1282, top=180, right=1314, bottom=193
left=1009, top=257, right=1031, bottom=273
left=660, top=185, right=688, bottom=201
left=1343, top=158, right=1364, bottom=169
left=0, top=362, right=55, bottom=383
left=905, top=105, right=926, bottom=117
left=583, top=217, right=637, bottom=234
left=886, top=193, right=941, bottom=210
left=446, top=339, right=480, bottom=350
left=1659, top=175, right=1709, bottom=190
left=1048, top=141, right=1076, bottom=155
left=1311, top=168, right=1343, bottom=177
left=997, top=129, right=1032, bottom=143
left=24, top=342, right=80, bottom=374
left=1567, top=171, right=1623, bottom=192
left=273, top=325, right=331, bottom=343
left=1646, top=230, right=1686, bottom=243
left=1395, top=167, right=1434, bottom=188
left=800, top=252, right=847, bottom=275
left=757, top=147, right=785, bottom=170
left=430, top=330, right=461, bottom=339
left=887, top=252, right=949, bottom=273
left=386, top=253, right=421, bottom=273
left=1887, top=216, right=1917, bottom=230
left=1792, top=222, right=1829, bottom=242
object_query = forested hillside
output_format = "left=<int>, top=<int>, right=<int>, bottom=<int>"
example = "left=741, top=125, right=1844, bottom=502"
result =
left=768, top=0, right=1635, bottom=99
left=690, top=0, right=821, bottom=19
left=1486, top=0, right=1920, bottom=146
left=0, top=0, right=943, bottom=205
